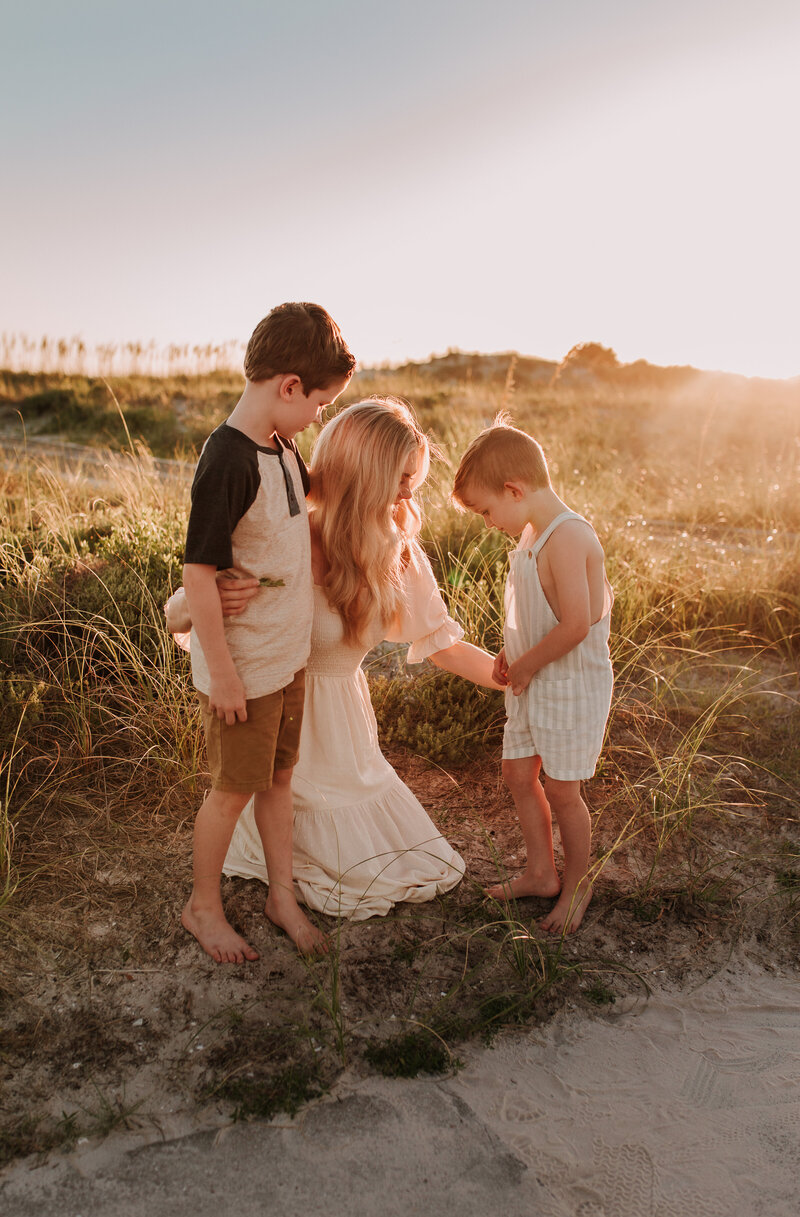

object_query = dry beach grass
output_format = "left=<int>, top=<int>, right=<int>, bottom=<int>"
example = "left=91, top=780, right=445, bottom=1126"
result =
left=0, top=356, right=798, bottom=1164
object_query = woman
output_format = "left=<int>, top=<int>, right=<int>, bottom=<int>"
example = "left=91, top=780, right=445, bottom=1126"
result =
left=167, top=399, right=501, bottom=920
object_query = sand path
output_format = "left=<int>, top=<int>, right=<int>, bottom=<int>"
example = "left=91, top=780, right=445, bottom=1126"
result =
left=444, top=960, right=800, bottom=1215
left=2, top=961, right=798, bottom=1215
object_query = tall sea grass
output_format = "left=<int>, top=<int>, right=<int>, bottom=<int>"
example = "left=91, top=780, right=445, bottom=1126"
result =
left=0, top=365, right=797, bottom=922
left=0, top=372, right=798, bottom=1167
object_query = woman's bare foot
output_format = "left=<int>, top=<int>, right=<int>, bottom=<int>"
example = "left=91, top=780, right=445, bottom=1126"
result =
left=181, top=901, right=260, bottom=964
left=485, top=869, right=561, bottom=903
left=540, top=879, right=592, bottom=935
left=265, top=891, right=329, bottom=956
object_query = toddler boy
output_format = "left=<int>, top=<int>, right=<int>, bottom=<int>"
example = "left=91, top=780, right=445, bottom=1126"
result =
left=453, top=416, right=613, bottom=933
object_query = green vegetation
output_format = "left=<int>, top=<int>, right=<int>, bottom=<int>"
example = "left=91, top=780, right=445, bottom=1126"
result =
left=0, top=354, right=798, bottom=1162
left=0, top=367, right=240, bottom=457
left=584, top=980, right=617, bottom=1006
left=363, top=1028, right=460, bottom=1078
left=212, top=1063, right=326, bottom=1123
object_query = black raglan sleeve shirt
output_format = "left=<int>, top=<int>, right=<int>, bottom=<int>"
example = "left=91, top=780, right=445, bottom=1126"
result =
left=184, top=425, right=309, bottom=570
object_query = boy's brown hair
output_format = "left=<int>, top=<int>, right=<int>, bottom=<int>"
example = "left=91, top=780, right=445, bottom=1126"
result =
left=452, top=413, right=550, bottom=507
left=244, top=302, right=355, bottom=392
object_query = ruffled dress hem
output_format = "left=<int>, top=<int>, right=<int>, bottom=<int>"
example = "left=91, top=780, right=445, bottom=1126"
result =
left=223, top=783, right=465, bottom=921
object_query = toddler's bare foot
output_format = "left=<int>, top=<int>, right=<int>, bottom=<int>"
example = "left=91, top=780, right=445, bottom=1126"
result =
left=181, top=901, right=260, bottom=964
left=265, top=891, right=329, bottom=956
left=541, top=879, right=592, bottom=935
left=485, top=869, right=561, bottom=903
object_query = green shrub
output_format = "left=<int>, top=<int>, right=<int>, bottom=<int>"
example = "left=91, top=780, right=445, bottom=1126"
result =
left=16, top=383, right=118, bottom=437
left=0, top=507, right=185, bottom=678
left=214, top=1064, right=325, bottom=1123
left=363, top=1030, right=459, bottom=1077
left=0, top=673, right=51, bottom=754
left=370, top=669, right=503, bottom=764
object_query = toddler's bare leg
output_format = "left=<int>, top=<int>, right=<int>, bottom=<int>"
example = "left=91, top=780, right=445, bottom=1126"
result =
left=182, top=789, right=260, bottom=963
left=254, top=769, right=329, bottom=955
left=540, top=777, right=592, bottom=934
left=486, top=755, right=561, bottom=901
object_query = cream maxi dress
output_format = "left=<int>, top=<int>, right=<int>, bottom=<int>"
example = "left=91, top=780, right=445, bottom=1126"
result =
left=221, top=548, right=466, bottom=920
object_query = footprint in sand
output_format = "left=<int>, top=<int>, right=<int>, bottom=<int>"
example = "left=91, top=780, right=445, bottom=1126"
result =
left=590, top=1140, right=656, bottom=1216
left=680, top=1050, right=788, bottom=1110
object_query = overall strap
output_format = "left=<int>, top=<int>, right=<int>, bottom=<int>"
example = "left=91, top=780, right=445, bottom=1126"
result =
left=531, top=510, right=586, bottom=556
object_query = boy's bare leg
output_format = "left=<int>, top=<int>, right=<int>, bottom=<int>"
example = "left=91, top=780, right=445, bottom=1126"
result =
left=182, top=789, right=260, bottom=963
left=254, top=769, right=329, bottom=955
left=486, top=755, right=561, bottom=901
left=540, top=777, right=592, bottom=934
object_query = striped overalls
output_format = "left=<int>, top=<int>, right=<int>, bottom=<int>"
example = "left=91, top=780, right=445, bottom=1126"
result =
left=502, top=511, right=614, bottom=780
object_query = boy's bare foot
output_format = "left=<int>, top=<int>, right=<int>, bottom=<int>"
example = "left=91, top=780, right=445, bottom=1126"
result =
left=541, top=879, right=592, bottom=935
left=181, top=901, right=260, bottom=964
left=265, top=891, right=329, bottom=956
left=485, top=870, right=561, bottom=903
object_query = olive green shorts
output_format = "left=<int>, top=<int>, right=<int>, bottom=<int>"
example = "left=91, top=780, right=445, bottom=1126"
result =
left=198, top=669, right=305, bottom=793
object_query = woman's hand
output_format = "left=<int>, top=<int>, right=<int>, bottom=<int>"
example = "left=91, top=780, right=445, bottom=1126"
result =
left=163, top=572, right=260, bottom=640
left=492, top=647, right=510, bottom=687
left=217, top=570, right=259, bottom=617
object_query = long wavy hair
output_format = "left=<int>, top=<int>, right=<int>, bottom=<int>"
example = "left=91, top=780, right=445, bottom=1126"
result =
left=308, top=398, right=431, bottom=645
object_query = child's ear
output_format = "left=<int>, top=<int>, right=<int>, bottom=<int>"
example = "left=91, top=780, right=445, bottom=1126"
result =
left=278, top=374, right=303, bottom=400
left=503, top=481, right=525, bottom=501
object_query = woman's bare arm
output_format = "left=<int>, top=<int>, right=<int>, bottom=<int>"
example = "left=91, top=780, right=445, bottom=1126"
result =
left=429, top=640, right=505, bottom=690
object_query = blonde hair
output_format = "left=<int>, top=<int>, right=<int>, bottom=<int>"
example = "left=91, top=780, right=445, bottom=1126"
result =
left=309, top=398, right=430, bottom=645
left=452, top=412, right=550, bottom=507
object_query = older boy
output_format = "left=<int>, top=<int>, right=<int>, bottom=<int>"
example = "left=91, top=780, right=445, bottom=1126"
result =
left=182, top=303, right=354, bottom=962
left=453, top=416, right=613, bottom=933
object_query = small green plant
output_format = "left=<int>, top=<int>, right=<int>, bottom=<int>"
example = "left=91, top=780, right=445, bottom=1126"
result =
left=471, top=992, right=535, bottom=1044
left=307, top=921, right=348, bottom=1064
left=54, top=1109, right=81, bottom=1149
left=363, top=1027, right=460, bottom=1078
left=392, top=937, right=420, bottom=964
left=215, top=1063, right=325, bottom=1122
left=585, top=981, right=616, bottom=1006
left=632, top=896, right=664, bottom=924
left=77, top=1082, right=144, bottom=1138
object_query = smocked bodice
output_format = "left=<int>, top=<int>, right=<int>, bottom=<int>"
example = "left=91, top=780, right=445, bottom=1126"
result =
left=306, top=585, right=385, bottom=678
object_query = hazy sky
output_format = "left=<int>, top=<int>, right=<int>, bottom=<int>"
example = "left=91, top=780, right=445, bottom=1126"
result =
left=2, top=0, right=799, bottom=376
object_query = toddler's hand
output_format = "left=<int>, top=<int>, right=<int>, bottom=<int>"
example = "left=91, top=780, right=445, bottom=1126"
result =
left=506, top=656, right=534, bottom=697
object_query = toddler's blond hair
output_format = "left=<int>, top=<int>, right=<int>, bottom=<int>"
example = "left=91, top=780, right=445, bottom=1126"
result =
left=452, top=412, right=550, bottom=508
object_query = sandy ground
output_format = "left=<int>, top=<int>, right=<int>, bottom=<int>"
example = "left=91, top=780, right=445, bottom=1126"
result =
left=1, top=652, right=798, bottom=1206
left=2, top=959, right=798, bottom=1216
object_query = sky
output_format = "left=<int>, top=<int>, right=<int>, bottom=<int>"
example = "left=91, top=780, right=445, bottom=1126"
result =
left=2, top=0, right=799, bottom=377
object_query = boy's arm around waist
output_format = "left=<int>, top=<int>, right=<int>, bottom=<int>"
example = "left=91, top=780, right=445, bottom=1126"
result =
left=183, top=563, right=247, bottom=724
